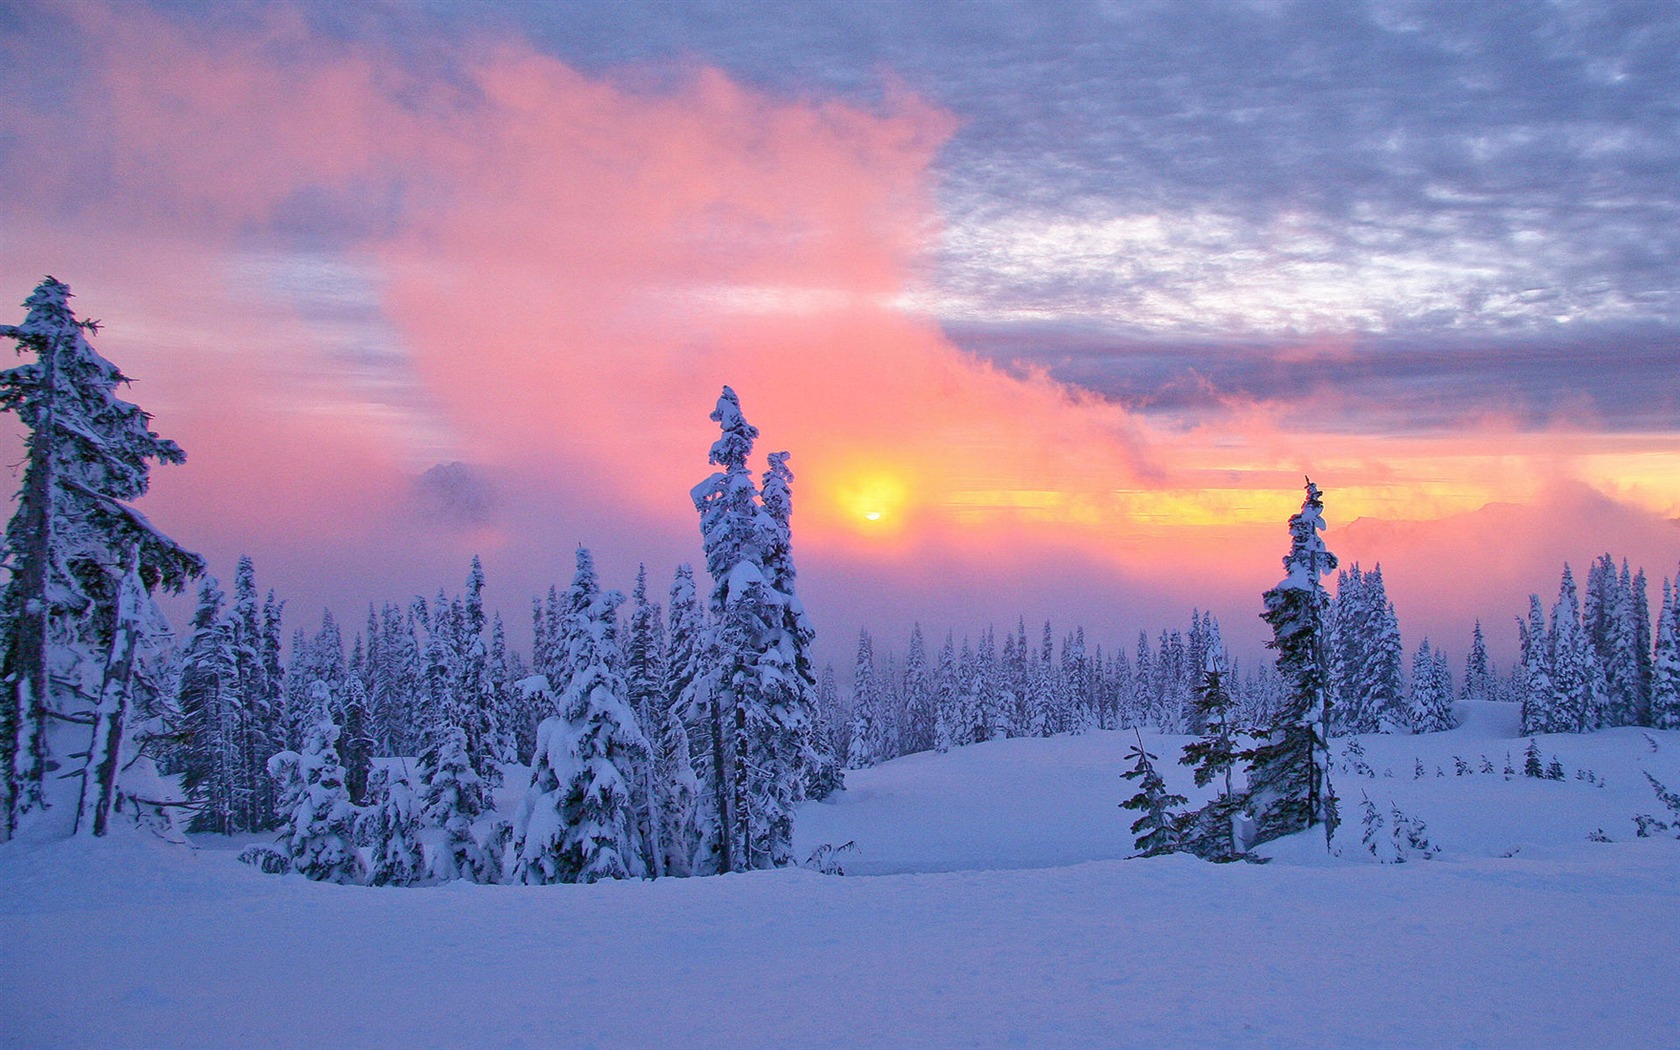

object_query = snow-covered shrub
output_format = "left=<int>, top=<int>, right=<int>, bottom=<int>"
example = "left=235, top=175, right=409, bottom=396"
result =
left=237, top=844, right=290, bottom=875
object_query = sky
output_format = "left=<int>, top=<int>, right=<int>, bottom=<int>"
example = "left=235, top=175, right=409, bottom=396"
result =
left=2, top=0, right=1677, bottom=673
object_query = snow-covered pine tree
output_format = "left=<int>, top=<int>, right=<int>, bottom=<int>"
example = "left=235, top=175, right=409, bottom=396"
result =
left=1408, top=639, right=1456, bottom=733
left=1178, top=638, right=1245, bottom=861
left=0, top=278, right=204, bottom=840
left=1632, top=567, right=1654, bottom=724
left=1244, top=478, right=1339, bottom=849
left=420, top=724, right=497, bottom=883
left=1463, top=620, right=1496, bottom=704
left=366, top=602, right=416, bottom=756
left=661, top=564, right=705, bottom=874
left=847, top=629, right=887, bottom=768
left=231, top=558, right=281, bottom=830
left=176, top=575, right=248, bottom=834
left=267, top=683, right=364, bottom=883
left=932, top=633, right=960, bottom=753
left=972, top=627, right=1000, bottom=743
left=756, top=448, right=824, bottom=859
left=900, top=624, right=934, bottom=754
left=516, top=548, right=650, bottom=883
left=1328, top=564, right=1405, bottom=734
left=1586, top=555, right=1644, bottom=727
left=1549, top=566, right=1607, bottom=733
left=359, top=767, right=424, bottom=887
left=1025, top=621, right=1057, bottom=738
left=1120, top=733, right=1186, bottom=857
left=689, top=387, right=777, bottom=873
left=1519, top=594, right=1553, bottom=734
left=1652, top=575, right=1680, bottom=730
left=336, top=675, right=375, bottom=805
left=624, top=565, right=668, bottom=875
left=457, top=555, right=504, bottom=787
left=1063, top=627, right=1094, bottom=733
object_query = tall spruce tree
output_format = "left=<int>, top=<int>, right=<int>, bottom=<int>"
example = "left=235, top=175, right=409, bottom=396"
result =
left=1245, top=479, right=1339, bottom=849
left=0, top=278, right=204, bottom=839
left=755, top=448, right=823, bottom=860
left=690, top=388, right=812, bottom=871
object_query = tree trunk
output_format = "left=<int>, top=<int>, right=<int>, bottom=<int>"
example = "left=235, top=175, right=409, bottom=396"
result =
left=1, top=330, right=57, bottom=840
left=77, top=558, right=143, bottom=837
left=707, top=684, right=731, bottom=874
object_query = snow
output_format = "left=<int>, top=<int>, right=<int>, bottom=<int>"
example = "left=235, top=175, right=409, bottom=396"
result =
left=4, top=704, right=1680, bottom=1048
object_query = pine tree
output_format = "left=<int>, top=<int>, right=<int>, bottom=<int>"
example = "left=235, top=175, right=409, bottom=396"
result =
left=1408, top=639, right=1457, bottom=733
left=755, top=448, right=822, bottom=860
left=1463, top=620, right=1496, bottom=704
left=1181, top=641, right=1240, bottom=797
left=1519, top=594, right=1553, bottom=734
left=513, top=548, right=649, bottom=883
left=624, top=566, right=668, bottom=875
left=1652, top=575, right=1680, bottom=730
left=229, top=558, right=280, bottom=830
left=359, top=767, right=424, bottom=887
left=1586, top=555, right=1643, bottom=727
left=932, top=633, right=960, bottom=753
left=0, top=278, right=204, bottom=839
left=267, top=685, right=364, bottom=883
left=420, top=724, right=498, bottom=883
left=336, top=675, right=375, bottom=805
left=972, top=628, right=1000, bottom=743
left=1120, top=733, right=1186, bottom=857
left=1329, top=563, right=1404, bottom=734
left=689, top=387, right=774, bottom=873
left=662, top=564, right=705, bottom=874
left=176, top=575, right=247, bottom=834
left=847, top=629, right=886, bottom=768
left=805, top=663, right=845, bottom=799
left=900, top=624, right=933, bottom=754
left=1244, top=479, right=1338, bottom=849
left=1549, top=566, right=1606, bottom=732
left=1178, top=640, right=1245, bottom=861
left=456, top=555, right=504, bottom=786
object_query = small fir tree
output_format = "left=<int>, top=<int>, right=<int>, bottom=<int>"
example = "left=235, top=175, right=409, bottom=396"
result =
left=1120, top=733, right=1186, bottom=857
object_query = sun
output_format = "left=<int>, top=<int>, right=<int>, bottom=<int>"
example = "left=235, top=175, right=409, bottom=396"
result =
left=836, top=470, right=909, bottom=531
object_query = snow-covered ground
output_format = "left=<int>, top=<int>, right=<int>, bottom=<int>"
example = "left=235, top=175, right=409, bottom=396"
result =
left=4, top=702, right=1679, bottom=1048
